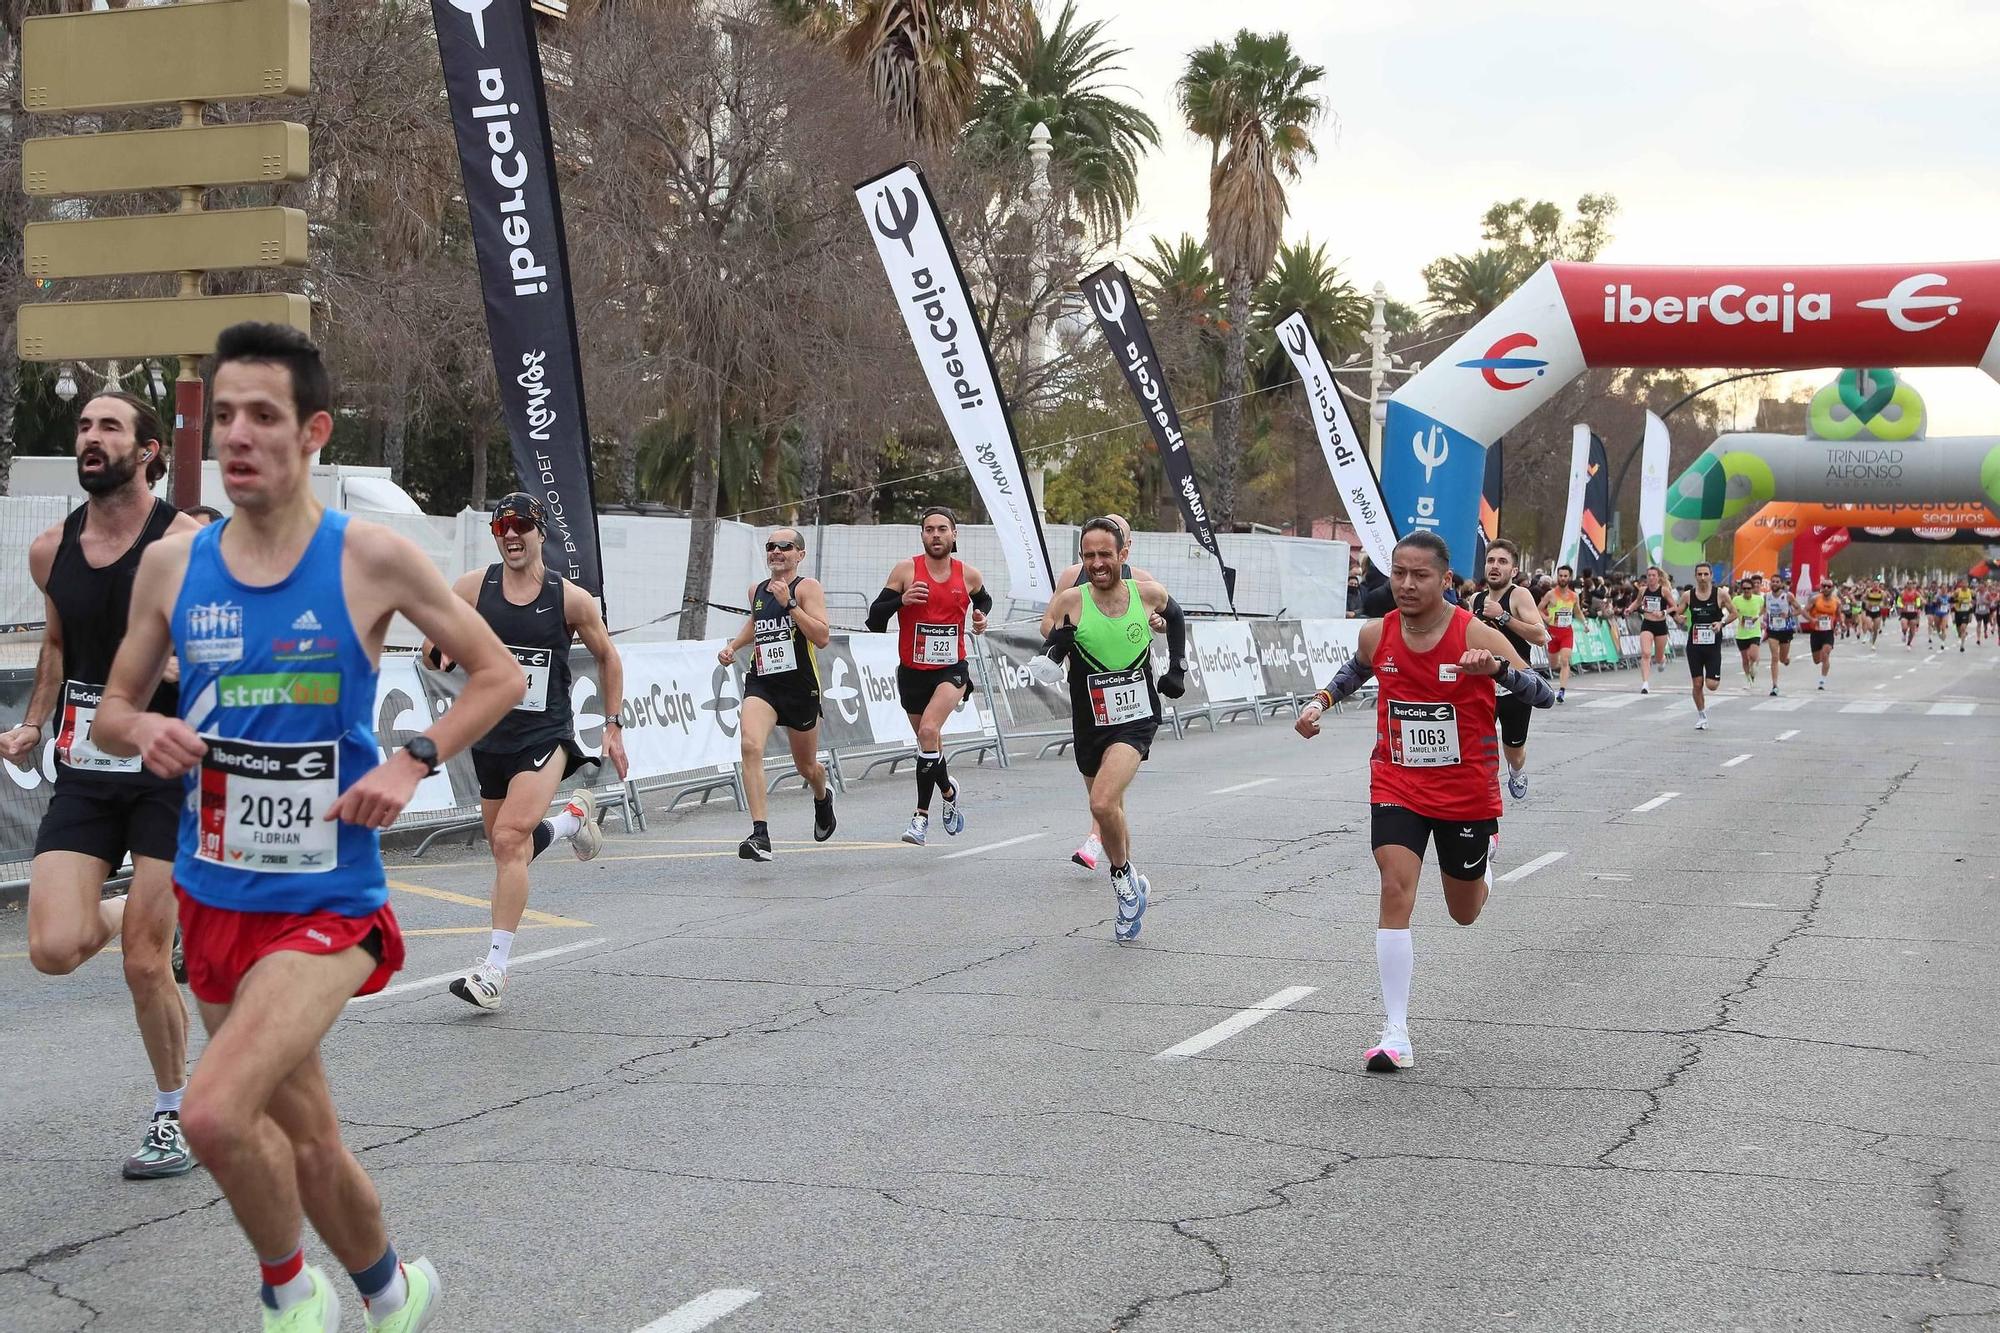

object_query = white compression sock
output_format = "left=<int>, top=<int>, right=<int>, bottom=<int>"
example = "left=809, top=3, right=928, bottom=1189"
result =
left=154, top=1085, right=185, bottom=1117
left=486, top=930, right=515, bottom=971
left=547, top=807, right=584, bottom=841
left=1376, top=928, right=1413, bottom=1031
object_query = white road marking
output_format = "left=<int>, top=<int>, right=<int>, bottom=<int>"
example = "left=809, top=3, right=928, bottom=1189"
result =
left=1872, top=683, right=1888, bottom=691
left=352, top=937, right=609, bottom=1004
left=1729, top=901, right=1782, bottom=908
left=634, top=1289, right=762, bottom=1333
left=1722, top=753, right=1753, bottom=768
left=1631, top=792, right=1680, bottom=813
left=1156, top=986, right=1319, bottom=1061
left=1751, top=697, right=1808, bottom=711
left=938, top=832, right=1046, bottom=860
left=1496, top=850, right=1565, bottom=883
left=1777, top=729, right=1800, bottom=741
left=1929, top=702, right=1977, bottom=716
left=1841, top=701, right=1892, bottom=714
left=1580, top=694, right=1645, bottom=709
left=1209, top=776, right=1283, bottom=795
left=1926, top=654, right=1940, bottom=664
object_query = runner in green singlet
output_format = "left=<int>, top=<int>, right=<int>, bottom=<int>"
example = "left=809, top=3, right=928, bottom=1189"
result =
left=1731, top=574, right=1766, bottom=685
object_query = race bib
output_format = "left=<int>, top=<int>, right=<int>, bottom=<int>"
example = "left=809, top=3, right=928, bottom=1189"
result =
left=1554, top=610, right=1573, bottom=628
left=196, top=737, right=338, bottom=874
left=1693, top=626, right=1717, bottom=645
left=1087, top=665, right=1149, bottom=727
left=1816, top=616, right=1833, bottom=631
left=916, top=621, right=960, bottom=666
left=1644, top=596, right=1663, bottom=616
left=1388, top=700, right=1460, bottom=768
left=755, top=621, right=796, bottom=676
left=55, top=679, right=142, bottom=774
left=509, top=645, right=552, bottom=713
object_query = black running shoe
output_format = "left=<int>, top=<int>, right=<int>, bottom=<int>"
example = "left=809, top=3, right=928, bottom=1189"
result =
left=813, top=791, right=837, bottom=842
left=738, top=828, right=773, bottom=862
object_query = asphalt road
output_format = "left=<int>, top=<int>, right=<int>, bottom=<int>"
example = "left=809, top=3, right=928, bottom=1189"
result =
left=5, top=631, right=1999, bottom=1332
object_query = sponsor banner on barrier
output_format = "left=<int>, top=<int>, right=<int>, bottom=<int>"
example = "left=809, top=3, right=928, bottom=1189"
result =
left=1300, top=618, right=1363, bottom=683
left=605, top=640, right=742, bottom=778
left=1249, top=620, right=1315, bottom=701
left=845, top=632, right=983, bottom=746
left=378, top=657, right=460, bottom=813
left=981, top=627, right=1071, bottom=730
left=1191, top=620, right=1261, bottom=702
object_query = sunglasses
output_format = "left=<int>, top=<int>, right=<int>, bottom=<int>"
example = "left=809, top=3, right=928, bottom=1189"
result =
left=765, top=541, right=798, bottom=553
left=491, top=514, right=537, bottom=537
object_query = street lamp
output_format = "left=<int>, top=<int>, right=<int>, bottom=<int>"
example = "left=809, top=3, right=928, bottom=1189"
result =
left=52, top=358, right=167, bottom=404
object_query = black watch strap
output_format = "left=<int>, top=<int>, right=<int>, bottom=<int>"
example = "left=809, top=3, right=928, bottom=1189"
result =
left=402, top=736, right=441, bottom=776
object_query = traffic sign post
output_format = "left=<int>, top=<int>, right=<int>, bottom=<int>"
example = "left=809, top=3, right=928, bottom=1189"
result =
left=15, top=0, right=311, bottom=509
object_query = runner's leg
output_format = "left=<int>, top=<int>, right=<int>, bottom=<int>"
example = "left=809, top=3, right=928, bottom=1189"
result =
left=26, top=849, right=124, bottom=975
left=739, top=695, right=778, bottom=826
left=488, top=752, right=566, bottom=943
left=784, top=722, right=828, bottom=801
left=1087, top=743, right=1143, bottom=868
left=121, top=855, right=188, bottom=1098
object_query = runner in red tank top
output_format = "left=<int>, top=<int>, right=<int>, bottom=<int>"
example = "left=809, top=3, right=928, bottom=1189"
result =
left=1292, top=531, right=1552, bottom=1074
left=864, top=506, right=991, bottom=845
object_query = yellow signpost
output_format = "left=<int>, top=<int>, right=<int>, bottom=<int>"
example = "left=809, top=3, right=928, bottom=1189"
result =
left=15, top=0, right=311, bottom=507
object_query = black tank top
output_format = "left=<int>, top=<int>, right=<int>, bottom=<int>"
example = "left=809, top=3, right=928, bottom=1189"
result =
left=1686, top=586, right=1724, bottom=627
left=1471, top=586, right=1532, bottom=662
left=47, top=499, right=179, bottom=787
left=472, top=564, right=573, bottom=754
left=747, top=578, right=820, bottom=697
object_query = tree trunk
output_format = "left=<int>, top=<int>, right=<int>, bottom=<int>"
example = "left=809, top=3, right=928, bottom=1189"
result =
left=800, top=410, right=824, bottom=526
left=1293, top=424, right=1309, bottom=538
left=678, top=379, right=722, bottom=640
left=615, top=427, right=639, bottom=504
left=1211, top=266, right=1249, bottom=531
left=383, top=394, right=409, bottom=485
left=469, top=431, right=489, bottom=510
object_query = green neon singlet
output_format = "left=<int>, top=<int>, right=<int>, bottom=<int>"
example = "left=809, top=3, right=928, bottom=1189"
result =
left=1075, top=579, right=1153, bottom=669
left=1732, top=592, right=1765, bottom=640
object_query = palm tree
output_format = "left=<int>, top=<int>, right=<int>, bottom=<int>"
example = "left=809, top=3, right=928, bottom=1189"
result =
left=788, top=0, right=1023, bottom=149
left=1134, top=233, right=1221, bottom=329
left=1175, top=29, right=1326, bottom=530
left=1248, top=238, right=1368, bottom=386
left=1421, top=247, right=1524, bottom=322
left=963, top=1, right=1159, bottom=239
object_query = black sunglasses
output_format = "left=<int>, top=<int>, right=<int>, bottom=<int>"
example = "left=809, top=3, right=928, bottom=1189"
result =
left=765, top=541, right=798, bottom=552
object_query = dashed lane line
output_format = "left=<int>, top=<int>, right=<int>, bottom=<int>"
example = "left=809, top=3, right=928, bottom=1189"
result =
left=1155, top=986, right=1319, bottom=1061
left=1631, top=792, right=1680, bottom=813
left=939, top=832, right=1046, bottom=860
left=352, top=936, right=610, bottom=1004
left=1210, top=776, right=1284, bottom=794
left=1722, top=753, right=1754, bottom=768
left=634, top=1289, right=762, bottom=1333
left=1496, top=850, right=1566, bottom=883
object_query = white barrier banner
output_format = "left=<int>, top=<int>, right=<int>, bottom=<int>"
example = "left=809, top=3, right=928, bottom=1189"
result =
left=1191, top=620, right=1262, bottom=702
left=611, top=640, right=742, bottom=779
left=1300, top=618, right=1364, bottom=686
left=375, top=657, right=459, bottom=813
left=846, top=632, right=983, bottom=745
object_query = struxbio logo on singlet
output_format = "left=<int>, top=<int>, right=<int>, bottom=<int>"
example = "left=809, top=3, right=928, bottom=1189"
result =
left=217, top=673, right=340, bottom=709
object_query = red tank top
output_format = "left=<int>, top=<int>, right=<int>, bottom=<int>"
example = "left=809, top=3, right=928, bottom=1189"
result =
left=897, top=555, right=970, bottom=668
left=1370, top=607, right=1501, bottom=820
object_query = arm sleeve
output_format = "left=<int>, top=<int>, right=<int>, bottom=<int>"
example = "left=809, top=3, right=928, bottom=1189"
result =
left=1161, top=595, right=1187, bottom=663
left=865, top=587, right=902, bottom=634
left=1313, top=657, right=1374, bottom=709
left=1495, top=664, right=1555, bottom=708
left=969, top=586, right=993, bottom=614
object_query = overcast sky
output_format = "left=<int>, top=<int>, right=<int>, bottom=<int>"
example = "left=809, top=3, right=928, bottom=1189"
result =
left=1069, top=0, right=2000, bottom=432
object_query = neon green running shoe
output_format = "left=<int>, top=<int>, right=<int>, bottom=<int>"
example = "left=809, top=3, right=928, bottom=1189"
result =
left=365, top=1257, right=443, bottom=1333
left=262, top=1267, right=339, bottom=1333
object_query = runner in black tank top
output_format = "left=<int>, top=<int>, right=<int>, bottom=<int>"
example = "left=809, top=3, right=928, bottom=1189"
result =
left=1677, top=562, right=1735, bottom=730
left=1469, top=540, right=1548, bottom=806
left=0, top=392, right=199, bottom=1179
left=720, top=527, right=835, bottom=861
left=429, top=492, right=630, bottom=1010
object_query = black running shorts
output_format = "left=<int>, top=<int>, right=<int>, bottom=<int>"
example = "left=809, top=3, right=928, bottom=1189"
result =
left=1768, top=628, right=1795, bottom=644
left=1370, top=803, right=1497, bottom=881
left=1686, top=642, right=1723, bottom=680
left=742, top=677, right=821, bottom=732
left=1808, top=630, right=1836, bottom=653
left=1639, top=619, right=1670, bottom=638
left=470, top=738, right=590, bottom=801
left=1955, top=612, right=1973, bottom=626
left=34, top=777, right=179, bottom=864
left=1736, top=634, right=1763, bottom=650
left=1495, top=692, right=1532, bottom=749
left=896, top=662, right=972, bottom=716
left=1073, top=720, right=1157, bottom=777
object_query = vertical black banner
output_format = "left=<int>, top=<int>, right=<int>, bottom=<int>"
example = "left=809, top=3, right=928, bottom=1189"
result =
left=1079, top=262, right=1236, bottom=608
left=430, top=0, right=604, bottom=598
left=1581, top=432, right=1611, bottom=575
left=1476, top=436, right=1503, bottom=570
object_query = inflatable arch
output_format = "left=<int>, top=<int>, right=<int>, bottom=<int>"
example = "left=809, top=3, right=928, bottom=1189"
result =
left=1730, top=501, right=2000, bottom=580
left=1381, top=261, right=2000, bottom=567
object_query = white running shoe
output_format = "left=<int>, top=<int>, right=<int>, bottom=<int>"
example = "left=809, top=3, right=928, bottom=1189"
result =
left=1365, top=1022, right=1413, bottom=1072
left=1695, top=713, right=1709, bottom=731
left=1071, top=835, right=1102, bottom=871
left=565, top=788, right=602, bottom=862
left=1639, top=683, right=1650, bottom=695
left=901, top=813, right=929, bottom=846
left=448, top=961, right=505, bottom=1010
left=1817, top=678, right=1826, bottom=690
left=1505, top=767, right=1527, bottom=801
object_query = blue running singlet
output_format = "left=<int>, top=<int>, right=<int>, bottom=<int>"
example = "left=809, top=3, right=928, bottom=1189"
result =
left=171, top=509, right=386, bottom=915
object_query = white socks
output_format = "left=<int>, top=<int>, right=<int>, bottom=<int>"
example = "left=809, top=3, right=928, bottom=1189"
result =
left=486, top=930, right=515, bottom=972
left=547, top=807, right=584, bottom=841
left=1376, top=928, right=1413, bottom=1032
left=154, top=1085, right=185, bottom=1117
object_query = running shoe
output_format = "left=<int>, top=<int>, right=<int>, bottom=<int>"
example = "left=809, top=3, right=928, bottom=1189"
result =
left=1639, top=683, right=1649, bottom=695
left=170, top=924, right=186, bottom=986
left=122, top=1112, right=196, bottom=1180
left=1505, top=767, right=1527, bottom=801
left=564, top=788, right=602, bottom=862
left=1817, top=679, right=1826, bottom=690
left=1071, top=834, right=1102, bottom=871
left=1112, top=868, right=1149, bottom=941
left=1695, top=714, right=1709, bottom=731
left=1555, top=688, right=1565, bottom=704
left=263, top=1266, right=340, bottom=1333
left=448, top=962, right=506, bottom=1011
left=1364, top=1022, right=1413, bottom=1073
left=901, top=813, right=928, bottom=846
left=939, top=784, right=965, bottom=837
left=364, top=1258, right=442, bottom=1333
left=1769, top=686, right=1778, bottom=696
left=812, top=791, right=837, bottom=842
left=738, top=827, right=773, bottom=862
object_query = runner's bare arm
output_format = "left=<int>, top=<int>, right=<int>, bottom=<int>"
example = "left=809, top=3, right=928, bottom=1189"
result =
left=95, top=534, right=203, bottom=776
left=718, top=585, right=759, bottom=665
left=0, top=529, right=67, bottom=765
left=419, top=568, right=484, bottom=670
left=567, top=579, right=628, bottom=781
left=789, top=577, right=833, bottom=649
left=1506, top=587, right=1550, bottom=646
left=1462, top=618, right=1529, bottom=672
left=866, top=559, right=916, bottom=631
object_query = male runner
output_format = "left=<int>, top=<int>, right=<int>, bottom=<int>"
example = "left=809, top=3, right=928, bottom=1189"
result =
left=1469, top=539, right=1548, bottom=800
left=1976, top=580, right=1995, bottom=646
left=1732, top=574, right=1765, bottom=685
left=1536, top=565, right=1580, bottom=703
left=1898, top=580, right=1923, bottom=649
left=1863, top=581, right=1888, bottom=648
left=1805, top=579, right=1842, bottom=690
left=0, top=392, right=200, bottom=1179
left=1926, top=583, right=1949, bottom=651
left=1632, top=566, right=1676, bottom=695
left=1952, top=578, right=1974, bottom=652
left=719, top=526, right=836, bottom=861
left=1038, top=513, right=1185, bottom=870
left=1292, top=531, right=1552, bottom=1071
left=1762, top=576, right=1796, bottom=696
left=96, top=322, right=523, bottom=1332
left=1679, top=563, right=1736, bottom=730
left=429, top=491, right=626, bottom=1010
left=864, top=506, right=990, bottom=845
left=1026, top=518, right=1183, bottom=939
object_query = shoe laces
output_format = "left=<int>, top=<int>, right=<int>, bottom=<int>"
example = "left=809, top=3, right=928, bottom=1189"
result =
left=145, top=1115, right=182, bottom=1150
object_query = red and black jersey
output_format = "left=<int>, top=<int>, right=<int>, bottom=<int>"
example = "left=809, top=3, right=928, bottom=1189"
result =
left=896, top=556, right=970, bottom=669
left=1369, top=607, right=1502, bottom=821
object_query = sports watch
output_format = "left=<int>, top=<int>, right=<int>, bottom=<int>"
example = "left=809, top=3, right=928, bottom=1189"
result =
left=401, top=736, right=441, bottom=776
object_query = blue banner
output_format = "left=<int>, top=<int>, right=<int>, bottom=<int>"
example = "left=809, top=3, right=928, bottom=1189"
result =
left=1381, top=401, right=1488, bottom=575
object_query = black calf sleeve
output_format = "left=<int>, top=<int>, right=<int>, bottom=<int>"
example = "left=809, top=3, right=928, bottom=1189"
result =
left=531, top=820, right=553, bottom=861
left=915, top=754, right=939, bottom=812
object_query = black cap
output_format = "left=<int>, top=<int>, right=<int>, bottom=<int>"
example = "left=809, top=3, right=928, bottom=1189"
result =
left=493, top=491, right=546, bottom=534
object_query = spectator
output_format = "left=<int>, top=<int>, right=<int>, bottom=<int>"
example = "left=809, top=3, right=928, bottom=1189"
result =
left=184, top=504, right=224, bottom=526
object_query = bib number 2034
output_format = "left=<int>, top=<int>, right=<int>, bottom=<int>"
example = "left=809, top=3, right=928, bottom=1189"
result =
left=1388, top=700, right=1459, bottom=767
left=198, top=737, right=339, bottom=873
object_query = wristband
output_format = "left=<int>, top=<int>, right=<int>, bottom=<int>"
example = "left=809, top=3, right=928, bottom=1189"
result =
left=603, top=718, right=623, bottom=730
left=1312, top=690, right=1334, bottom=712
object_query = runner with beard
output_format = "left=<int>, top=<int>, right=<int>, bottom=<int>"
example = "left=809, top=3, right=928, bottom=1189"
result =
left=719, top=526, right=836, bottom=861
left=1679, top=563, right=1737, bottom=730
left=1863, top=581, right=1888, bottom=647
left=1952, top=578, right=1974, bottom=652
left=96, top=322, right=522, bottom=1332
left=1732, top=574, right=1766, bottom=686
left=1762, top=576, right=1797, bottom=696
left=1805, top=579, right=1842, bottom=690
left=1037, top=513, right=1188, bottom=871
left=425, top=492, right=627, bottom=1011
left=0, top=392, right=201, bottom=1179
left=865, top=506, right=989, bottom=846
left=1632, top=566, right=1676, bottom=695
left=1468, top=540, right=1548, bottom=802
left=1291, top=531, right=1551, bottom=1072
left=1026, top=518, right=1182, bottom=939
left=1537, top=565, right=1580, bottom=703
